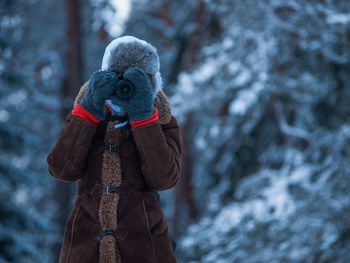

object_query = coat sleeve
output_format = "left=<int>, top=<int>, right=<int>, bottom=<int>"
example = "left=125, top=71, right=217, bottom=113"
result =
left=46, top=112, right=98, bottom=183
left=131, top=115, right=182, bottom=191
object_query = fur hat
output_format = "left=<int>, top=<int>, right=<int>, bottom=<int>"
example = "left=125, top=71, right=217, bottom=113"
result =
left=101, top=36, right=163, bottom=99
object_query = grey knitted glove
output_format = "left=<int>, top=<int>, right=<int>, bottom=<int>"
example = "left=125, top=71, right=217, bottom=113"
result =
left=110, top=66, right=154, bottom=121
left=80, top=70, right=119, bottom=121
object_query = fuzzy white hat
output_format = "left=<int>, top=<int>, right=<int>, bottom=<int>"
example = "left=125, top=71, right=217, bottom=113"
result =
left=101, top=36, right=163, bottom=98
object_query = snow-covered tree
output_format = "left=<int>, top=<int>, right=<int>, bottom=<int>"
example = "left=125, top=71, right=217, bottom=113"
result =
left=170, top=1, right=350, bottom=262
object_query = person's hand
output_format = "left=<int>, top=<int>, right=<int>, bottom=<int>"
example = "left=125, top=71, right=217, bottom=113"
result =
left=79, top=70, right=119, bottom=121
left=110, top=66, right=154, bottom=121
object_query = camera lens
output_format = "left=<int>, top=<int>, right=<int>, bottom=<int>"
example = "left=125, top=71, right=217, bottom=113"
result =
left=115, top=79, right=135, bottom=99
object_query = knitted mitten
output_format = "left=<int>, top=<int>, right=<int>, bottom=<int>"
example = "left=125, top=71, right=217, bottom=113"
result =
left=79, top=70, right=119, bottom=121
left=110, top=66, right=154, bottom=121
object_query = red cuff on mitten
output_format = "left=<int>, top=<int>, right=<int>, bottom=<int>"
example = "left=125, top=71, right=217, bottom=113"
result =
left=130, top=107, right=159, bottom=128
left=72, top=104, right=100, bottom=124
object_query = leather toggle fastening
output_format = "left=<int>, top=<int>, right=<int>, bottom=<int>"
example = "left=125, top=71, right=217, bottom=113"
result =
left=96, top=229, right=116, bottom=240
left=104, top=144, right=121, bottom=154
left=102, top=186, right=121, bottom=194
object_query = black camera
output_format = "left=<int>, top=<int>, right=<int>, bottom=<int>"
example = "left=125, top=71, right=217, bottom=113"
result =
left=115, top=73, right=135, bottom=99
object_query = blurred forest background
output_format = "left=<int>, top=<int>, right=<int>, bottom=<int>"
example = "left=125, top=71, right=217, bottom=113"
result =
left=1, top=0, right=350, bottom=262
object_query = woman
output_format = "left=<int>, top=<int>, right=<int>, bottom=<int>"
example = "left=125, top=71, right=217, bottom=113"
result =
left=47, top=36, right=182, bottom=263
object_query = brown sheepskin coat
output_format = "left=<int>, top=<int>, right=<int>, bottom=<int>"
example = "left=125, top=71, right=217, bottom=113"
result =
left=47, top=83, right=182, bottom=263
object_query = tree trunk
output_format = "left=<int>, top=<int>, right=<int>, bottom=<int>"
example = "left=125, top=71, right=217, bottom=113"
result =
left=172, top=112, right=198, bottom=239
left=51, top=0, right=83, bottom=261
